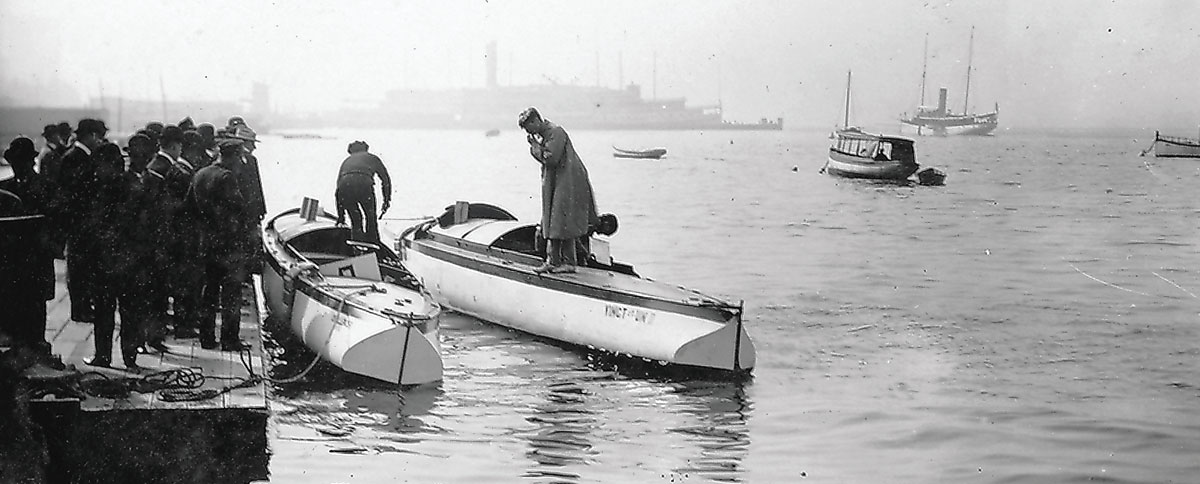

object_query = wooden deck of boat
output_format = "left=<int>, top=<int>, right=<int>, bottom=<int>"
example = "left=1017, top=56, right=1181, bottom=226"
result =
left=43, top=260, right=268, bottom=412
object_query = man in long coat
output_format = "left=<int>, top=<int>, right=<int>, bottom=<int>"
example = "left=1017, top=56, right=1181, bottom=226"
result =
left=518, top=107, right=599, bottom=274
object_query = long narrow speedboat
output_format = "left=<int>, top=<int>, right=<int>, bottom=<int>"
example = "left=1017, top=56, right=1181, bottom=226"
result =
left=261, top=207, right=443, bottom=385
left=397, top=203, right=755, bottom=373
left=1145, top=131, right=1200, bottom=158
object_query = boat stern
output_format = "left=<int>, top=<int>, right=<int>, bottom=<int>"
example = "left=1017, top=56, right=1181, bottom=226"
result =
left=341, top=320, right=444, bottom=385
left=672, top=312, right=756, bottom=372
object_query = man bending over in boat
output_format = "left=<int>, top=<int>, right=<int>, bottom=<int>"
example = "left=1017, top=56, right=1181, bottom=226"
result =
left=519, top=107, right=599, bottom=274
left=335, top=140, right=391, bottom=243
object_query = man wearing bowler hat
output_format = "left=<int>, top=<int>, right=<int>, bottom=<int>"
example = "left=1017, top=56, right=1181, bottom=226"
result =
left=58, top=118, right=109, bottom=322
left=1, top=136, right=56, bottom=357
left=156, top=125, right=203, bottom=344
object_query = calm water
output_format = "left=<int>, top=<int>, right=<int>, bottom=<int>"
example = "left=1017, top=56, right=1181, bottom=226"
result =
left=250, top=127, right=1200, bottom=483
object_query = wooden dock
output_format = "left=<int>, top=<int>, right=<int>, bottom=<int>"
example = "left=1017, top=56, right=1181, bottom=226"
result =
left=25, top=260, right=271, bottom=483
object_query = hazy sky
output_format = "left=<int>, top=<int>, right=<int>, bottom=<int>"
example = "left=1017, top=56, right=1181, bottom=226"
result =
left=2, top=0, right=1197, bottom=130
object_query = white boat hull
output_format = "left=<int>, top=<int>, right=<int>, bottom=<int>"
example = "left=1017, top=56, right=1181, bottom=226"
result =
left=403, top=239, right=755, bottom=371
left=1153, top=140, right=1200, bottom=158
left=261, top=209, right=444, bottom=385
left=262, top=265, right=443, bottom=385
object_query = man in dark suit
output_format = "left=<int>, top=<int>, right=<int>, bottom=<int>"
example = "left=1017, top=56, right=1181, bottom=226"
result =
left=335, top=140, right=391, bottom=243
left=87, top=142, right=143, bottom=370
left=190, top=138, right=249, bottom=351
left=231, top=126, right=266, bottom=274
left=36, top=124, right=70, bottom=260
left=0, top=137, right=55, bottom=357
left=57, top=118, right=109, bottom=323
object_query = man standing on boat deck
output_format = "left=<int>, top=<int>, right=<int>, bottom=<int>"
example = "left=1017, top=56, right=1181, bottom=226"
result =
left=189, top=138, right=249, bottom=351
left=335, top=140, right=391, bottom=243
left=518, top=107, right=599, bottom=274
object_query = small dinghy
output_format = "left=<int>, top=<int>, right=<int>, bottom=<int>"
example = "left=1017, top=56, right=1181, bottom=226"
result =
left=398, top=202, right=755, bottom=373
left=612, top=145, right=667, bottom=159
left=261, top=205, right=443, bottom=385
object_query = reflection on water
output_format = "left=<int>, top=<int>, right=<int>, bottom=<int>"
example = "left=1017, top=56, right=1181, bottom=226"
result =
left=669, top=381, right=752, bottom=483
left=265, top=308, right=758, bottom=483
left=522, top=379, right=597, bottom=481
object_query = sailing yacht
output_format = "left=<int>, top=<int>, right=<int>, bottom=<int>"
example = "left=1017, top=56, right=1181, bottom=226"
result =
left=900, top=29, right=999, bottom=136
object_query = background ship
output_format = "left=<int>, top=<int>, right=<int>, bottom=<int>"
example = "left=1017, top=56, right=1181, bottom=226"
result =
left=899, top=29, right=998, bottom=136
left=900, top=87, right=998, bottom=136
left=371, top=43, right=782, bottom=131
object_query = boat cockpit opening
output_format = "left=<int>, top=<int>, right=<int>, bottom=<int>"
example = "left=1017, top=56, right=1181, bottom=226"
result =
left=490, top=225, right=639, bottom=277
left=286, top=225, right=396, bottom=266
left=437, top=202, right=516, bottom=228
left=491, top=224, right=540, bottom=256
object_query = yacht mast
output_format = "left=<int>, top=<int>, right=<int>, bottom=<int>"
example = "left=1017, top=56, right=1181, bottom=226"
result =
left=920, top=33, right=928, bottom=106
left=843, top=70, right=852, bottom=128
left=963, top=26, right=974, bottom=114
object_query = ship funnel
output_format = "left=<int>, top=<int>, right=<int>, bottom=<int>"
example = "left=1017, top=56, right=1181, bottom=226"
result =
left=937, top=88, right=948, bottom=115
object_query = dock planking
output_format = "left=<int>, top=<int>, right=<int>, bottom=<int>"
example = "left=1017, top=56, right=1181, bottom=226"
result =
left=42, top=260, right=269, bottom=411
left=26, top=260, right=271, bottom=483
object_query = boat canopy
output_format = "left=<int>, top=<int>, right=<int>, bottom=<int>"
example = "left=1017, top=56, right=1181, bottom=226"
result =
left=831, top=129, right=915, bottom=160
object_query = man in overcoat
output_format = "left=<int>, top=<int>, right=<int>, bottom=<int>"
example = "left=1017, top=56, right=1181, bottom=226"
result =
left=519, top=107, right=599, bottom=274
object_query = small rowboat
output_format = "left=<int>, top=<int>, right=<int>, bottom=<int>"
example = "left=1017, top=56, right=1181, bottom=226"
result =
left=398, top=202, right=755, bottom=373
left=612, top=145, right=667, bottom=159
left=260, top=207, right=443, bottom=385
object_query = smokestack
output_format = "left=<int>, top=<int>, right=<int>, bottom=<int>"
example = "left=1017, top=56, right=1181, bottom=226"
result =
left=937, top=87, right=948, bottom=115
left=486, top=41, right=498, bottom=89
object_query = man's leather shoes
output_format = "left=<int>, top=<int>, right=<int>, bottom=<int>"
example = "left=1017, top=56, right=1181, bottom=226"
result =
left=84, top=356, right=111, bottom=368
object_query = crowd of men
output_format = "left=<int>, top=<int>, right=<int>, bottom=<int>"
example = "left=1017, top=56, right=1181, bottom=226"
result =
left=0, top=115, right=266, bottom=371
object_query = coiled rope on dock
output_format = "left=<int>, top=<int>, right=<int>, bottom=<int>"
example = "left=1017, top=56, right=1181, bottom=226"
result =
left=69, top=367, right=258, bottom=403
